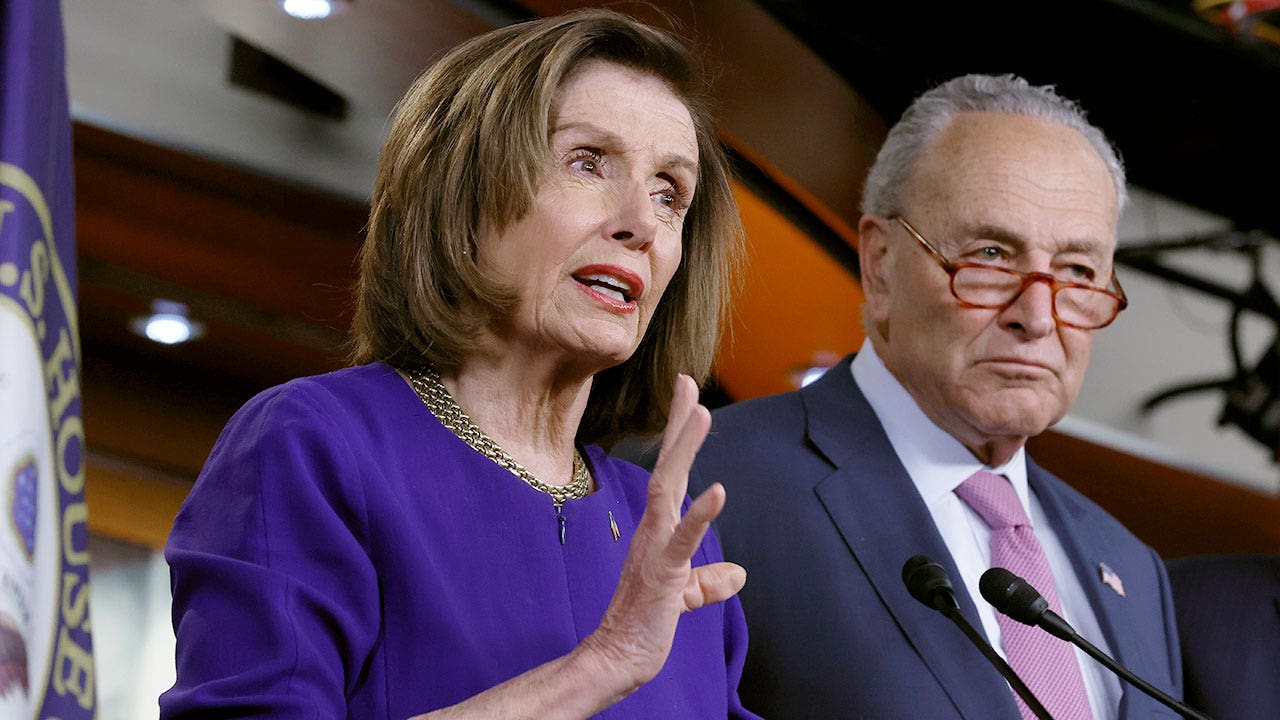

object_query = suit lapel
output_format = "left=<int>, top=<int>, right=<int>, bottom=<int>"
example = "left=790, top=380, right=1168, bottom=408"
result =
left=803, top=360, right=1021, bottom=720
left=1028, top=460, right=1150, bottom=717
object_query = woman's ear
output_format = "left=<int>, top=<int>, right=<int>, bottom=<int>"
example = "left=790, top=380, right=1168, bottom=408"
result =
left=857, top=214, right=894, bottom=326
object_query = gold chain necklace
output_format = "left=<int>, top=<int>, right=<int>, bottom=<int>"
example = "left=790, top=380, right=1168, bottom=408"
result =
left=406, top=365, right=591, bottom=544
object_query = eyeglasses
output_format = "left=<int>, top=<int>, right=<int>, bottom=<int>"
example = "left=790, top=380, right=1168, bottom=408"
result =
left=894, top=217, right=1128, bottom=330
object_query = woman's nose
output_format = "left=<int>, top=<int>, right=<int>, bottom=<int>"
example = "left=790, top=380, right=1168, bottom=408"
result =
left=606, top=181, right=657, bottom=251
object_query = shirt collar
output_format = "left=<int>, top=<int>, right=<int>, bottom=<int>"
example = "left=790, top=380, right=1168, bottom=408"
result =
left=851, top=340, right=1030, bottom=508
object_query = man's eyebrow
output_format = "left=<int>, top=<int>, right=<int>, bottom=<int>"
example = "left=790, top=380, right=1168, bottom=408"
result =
left=967, top=223, right=1108, bottom=258
left=969, top=223, right=1026, bottom=248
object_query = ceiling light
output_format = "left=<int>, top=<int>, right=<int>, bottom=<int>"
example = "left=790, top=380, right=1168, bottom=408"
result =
left=279, top=0, right=346, bottom=20
left=130, top=300, right=204, bottom=346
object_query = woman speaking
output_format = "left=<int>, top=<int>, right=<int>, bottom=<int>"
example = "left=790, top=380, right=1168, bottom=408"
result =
left=161, top=8, right=759, bottom=720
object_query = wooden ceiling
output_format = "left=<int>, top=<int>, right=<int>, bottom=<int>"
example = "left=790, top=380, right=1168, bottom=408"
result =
left=76, top=122, right=361, bottom=394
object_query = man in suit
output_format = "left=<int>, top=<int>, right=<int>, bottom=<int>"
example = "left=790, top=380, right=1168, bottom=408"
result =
left=1167, top=554, right=1280, bottom=720
left=690, top=74, right=1182, bottom=719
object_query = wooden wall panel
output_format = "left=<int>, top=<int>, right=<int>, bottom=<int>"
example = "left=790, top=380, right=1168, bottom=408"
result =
left=715, top=186, right=864, bottom=400
left=1029, top=430, right=1280, bottom=558
left=85, top=456, right=191, bottom=550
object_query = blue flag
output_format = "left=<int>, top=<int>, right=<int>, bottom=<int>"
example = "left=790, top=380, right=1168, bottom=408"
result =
left=0, top=1, right=97, bottom=717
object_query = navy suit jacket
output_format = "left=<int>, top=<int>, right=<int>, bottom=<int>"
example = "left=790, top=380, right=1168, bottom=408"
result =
left=1167, top=554, right=1280, bottom=720
left=690, top=356, right=1183, bottom=720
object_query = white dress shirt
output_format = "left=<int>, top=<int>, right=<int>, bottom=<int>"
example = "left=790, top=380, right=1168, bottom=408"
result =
left=851, top=341, right=1122, bottom=720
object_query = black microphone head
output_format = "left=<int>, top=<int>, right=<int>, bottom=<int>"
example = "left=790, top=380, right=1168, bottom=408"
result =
left=979, top=567, right=1049, bottom=626
left=902, top=555, right=958, bottom=613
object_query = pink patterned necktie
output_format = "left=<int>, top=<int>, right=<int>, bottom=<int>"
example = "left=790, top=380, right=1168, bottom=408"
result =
left=954, top=471, right=1095, bottom=720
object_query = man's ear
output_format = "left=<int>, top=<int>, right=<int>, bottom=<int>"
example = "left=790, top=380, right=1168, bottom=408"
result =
left=858, top=214, right=894, bottom=325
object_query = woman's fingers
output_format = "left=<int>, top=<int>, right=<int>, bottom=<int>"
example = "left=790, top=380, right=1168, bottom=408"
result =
left=659, top=401, right=710, bottom=479
left=664, top=482, right=725, bottom=564
left=653, top=376, right=707, bottom=470
left=647, top=375, right=710, bottom=513
left=655, top=374, right=697, bottom=460
left=683, top=562, right=747, bottom=611
left=584, top=378, right=739, bottom=687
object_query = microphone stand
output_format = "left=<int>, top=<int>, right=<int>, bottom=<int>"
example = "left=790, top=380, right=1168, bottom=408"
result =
left=903, top=556, right=1055, bottom=720
left=980, top=567, right=1213, bottom=720
left=937, top=605, right=1056, bottom=720
left=1064, top=631, right=1211, bottom=720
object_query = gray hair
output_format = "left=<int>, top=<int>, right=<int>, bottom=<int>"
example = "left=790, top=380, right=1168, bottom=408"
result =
left=860, top=74, right=1127, bottom=217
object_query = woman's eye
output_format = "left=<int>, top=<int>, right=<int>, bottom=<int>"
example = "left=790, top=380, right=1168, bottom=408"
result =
left=653, top=187, right=691, bottom=216
left=654, top=174, right=690, bottom=212
left=568, top=149, right=604, bottom=175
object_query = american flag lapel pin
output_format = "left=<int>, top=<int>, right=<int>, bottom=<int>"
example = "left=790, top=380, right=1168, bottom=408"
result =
left=1098, top=562, right=1126, bottom=598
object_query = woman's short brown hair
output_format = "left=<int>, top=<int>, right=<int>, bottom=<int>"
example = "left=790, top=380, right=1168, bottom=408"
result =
left=350, top=8, right=743, bottom=447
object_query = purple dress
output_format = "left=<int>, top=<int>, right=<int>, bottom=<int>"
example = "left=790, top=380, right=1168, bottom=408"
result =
left=161, top=363, right=761, bottom=720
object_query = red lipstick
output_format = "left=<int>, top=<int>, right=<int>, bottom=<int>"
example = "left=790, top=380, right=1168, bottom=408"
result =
left=571, top=264, right=645, bottom=314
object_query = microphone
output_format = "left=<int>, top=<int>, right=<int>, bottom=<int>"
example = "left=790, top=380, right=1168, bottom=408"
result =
left=979, top=568, right=1213, bottom=720
left=901, top=556, right=1053, bottom=720
left=902, top=554, right=958, bottom=613
left=979, top=567, right=1075, bottom=640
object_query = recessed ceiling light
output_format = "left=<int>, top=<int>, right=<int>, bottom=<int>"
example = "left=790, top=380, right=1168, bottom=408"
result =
left=279, top=0, right=347, bottom=20
left=129, top=299, right=205, bottom=346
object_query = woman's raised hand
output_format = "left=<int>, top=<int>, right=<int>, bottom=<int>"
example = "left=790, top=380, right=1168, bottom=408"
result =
left=412, top=375, right=746, bottom=720
left=582, top=374, right=747, bottom=693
